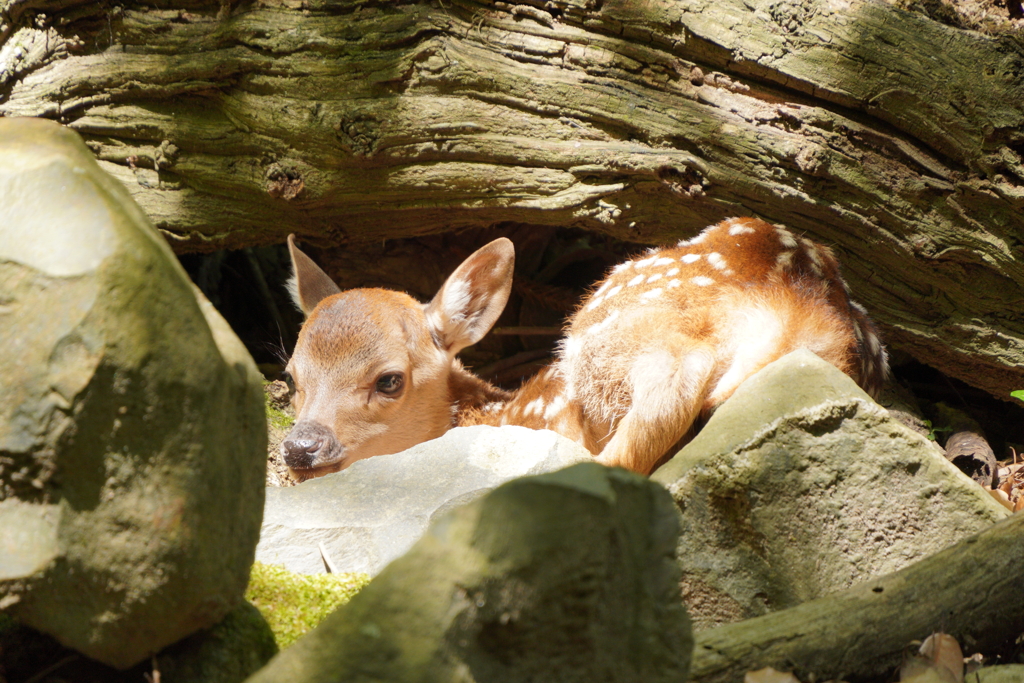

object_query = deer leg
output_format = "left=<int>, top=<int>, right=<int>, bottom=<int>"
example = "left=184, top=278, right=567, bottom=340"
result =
left=595, top=343, right=716, bottom=475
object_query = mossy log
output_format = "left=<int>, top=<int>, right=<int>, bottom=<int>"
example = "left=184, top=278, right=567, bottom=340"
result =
left=1, top=0, right=1023, bottom=397
left=690, top=512, right=1024, bottom=682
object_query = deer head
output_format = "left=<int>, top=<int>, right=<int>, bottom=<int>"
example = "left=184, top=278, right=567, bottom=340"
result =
left=281, top=235, right=515, bottom=479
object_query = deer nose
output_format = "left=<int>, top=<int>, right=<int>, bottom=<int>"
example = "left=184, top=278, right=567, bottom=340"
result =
left=283, top=437, right=323, bottom=458
left=281, top=421, right=342, bottom=470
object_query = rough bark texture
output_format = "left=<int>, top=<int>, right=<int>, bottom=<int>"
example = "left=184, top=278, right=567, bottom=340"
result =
left=1, top=0, right=1023, bottom=397
left=689, top=511, right=1024, bottom=683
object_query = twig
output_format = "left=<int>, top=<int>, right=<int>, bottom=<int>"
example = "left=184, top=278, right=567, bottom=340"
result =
left=320, top=542, right=337, bottom=574
left=24, top=654, right=79, bottom=683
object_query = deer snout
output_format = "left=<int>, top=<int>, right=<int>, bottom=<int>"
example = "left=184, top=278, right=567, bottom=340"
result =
left=281, top=421, right=344, bottom=473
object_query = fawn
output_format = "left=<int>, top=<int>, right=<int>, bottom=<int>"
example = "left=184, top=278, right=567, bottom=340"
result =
left=280, top=217, right=888, bottom=479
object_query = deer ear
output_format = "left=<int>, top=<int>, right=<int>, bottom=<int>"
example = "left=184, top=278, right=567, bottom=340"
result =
left=287, top=234, right=341, bottom=316
left=425, top=238, right=515, bottom=355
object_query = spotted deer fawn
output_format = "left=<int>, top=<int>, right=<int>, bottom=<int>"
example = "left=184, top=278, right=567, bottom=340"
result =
left=281, top=217, right=887, bottom=479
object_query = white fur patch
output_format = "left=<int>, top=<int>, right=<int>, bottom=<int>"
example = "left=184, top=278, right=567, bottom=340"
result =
left=681, top=253, right=701, bottom=264
left=543, top=395, right=567, bottom=421
left=635, top=256, right=657, bottom=268
left=524, top=397, right=545, bottom=417
left=729, top=223, right=756, bottom=235
left=646, top=273, right=663, bottom=284
left=561, top=334, right=582, bottom=362
left=668, top=279, right=681, bottom=288
left=605, top=284, right=622, bottom=299
left=627, top=274, right=645, bottom=287
left=802, top=240, right=825, bottom=276
left=706, top=252, right=728, bottom=270
left=442, top=279, right=472, bottom=320
left=691, top=276, right=714, bottom=286
left=585, top=297, right=603, bottom=312
left=593, top=281, right=612, bottom=298
left=711, top=304, right=784, bottom=401
left=666, top=267, right=679, bottom=277
left=586, top=309, right=620, bottom=336
left=653, top=257, right=674, bottom=267
left=613, top=261, right=634, bottom=274
left=775, top=227, right=799, bottom=249
left=775, top=250, right=795, bottom=270
left=640, top=288, right=664, bottom=300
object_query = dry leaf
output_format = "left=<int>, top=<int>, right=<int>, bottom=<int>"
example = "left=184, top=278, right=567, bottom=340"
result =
left=745, top=667, right=802, bottom=683
left=987, top=488, right=1014, bottom=511
left=902, top=633, right=963, bottom=683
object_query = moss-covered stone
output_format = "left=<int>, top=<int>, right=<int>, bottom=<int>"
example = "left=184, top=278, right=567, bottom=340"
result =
left=0, top=601, right=277, bottom=683
left=246, top=463, right=692, bottom=683
left=0, top=118, right=267, bottom=668
left=652, top=349, right=1009, bottom=631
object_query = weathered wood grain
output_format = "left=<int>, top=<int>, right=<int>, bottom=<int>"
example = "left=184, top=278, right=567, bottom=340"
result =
left=1, top=0, right=1023, bottom=397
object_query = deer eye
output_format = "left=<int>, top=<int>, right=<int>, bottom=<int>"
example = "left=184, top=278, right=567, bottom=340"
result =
left=375, top=373, right=405, bottom=397
left=281, top=370, right=296, bottom=394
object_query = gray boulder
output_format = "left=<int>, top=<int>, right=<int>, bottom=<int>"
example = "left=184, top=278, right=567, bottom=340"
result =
left=0, top=118, right=267, bottom=668
left=970, top=665, right=1024, bottom=683
left=651, top=349, right=1009, bottom=631
left=256, top=424, right=592, bottom=575
left=247, top=463, right=692, bottom=683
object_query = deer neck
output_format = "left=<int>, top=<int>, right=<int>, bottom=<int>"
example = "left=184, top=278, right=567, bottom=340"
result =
left=447, top=359, right=512, bottom=427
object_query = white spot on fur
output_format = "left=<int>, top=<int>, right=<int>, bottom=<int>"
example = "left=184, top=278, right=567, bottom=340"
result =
left=641, top=288, right=664, bottom=300
left=681, top=253, right=701, bottom=264
left=691, top=276, right=714, bottom=286
left=524, top=397, right=545, bottom=417
left=729, top=223, right=756, bottom=235
left=653, top=257, right=674, bottom=267
left=801, top=239, right=825, bottom=276
left=613, top=261, right=634, bottom=274
left=706, top=252, right=728, bottom=270
left=586, top=309, right=620, bottom=335
left=635, top=256, right=657, bottom=268
left=668, top=279, right=681, bottom=288
left=593, top=281, right=612, bottom=298
left=627, top=274, right=645, bottom=287
left=866, top=331, right=881, bottom=355
left=775, top=226, right=799, bottom=249
left=775, top=250, right=795, bottom=270
left=666, top=267, right=679, bottom=277
left=605, top=284, right=622, bottom=299
left=646, top=273, right=663, bottom=284
left=690, top=233, right=707, bottom=245
left=543, top=395, right=567, bottom=420
left=585, top=296, right=603, bottom=312
left=561, top=334, right=582, bottom=361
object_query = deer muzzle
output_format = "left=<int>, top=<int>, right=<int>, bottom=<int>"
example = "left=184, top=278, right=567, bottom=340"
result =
left=281, top=420, right=345, bottom=473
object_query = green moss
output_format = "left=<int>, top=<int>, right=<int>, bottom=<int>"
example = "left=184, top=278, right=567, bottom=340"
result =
left=263, top=381, right=295, bottom=431
left=245, top=562, right=370, bottom=649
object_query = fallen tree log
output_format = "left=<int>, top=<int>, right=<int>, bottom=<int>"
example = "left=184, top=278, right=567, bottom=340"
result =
left=690, top=512, right=1024, bottom=682
left=1, top=0, right=1023, bottom=397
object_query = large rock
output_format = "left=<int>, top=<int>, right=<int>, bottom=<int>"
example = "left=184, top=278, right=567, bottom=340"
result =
left=651, top=349, right=1009, bottom=631
left=256, top=424, right=592, bottom=575
left=971, top=665, right=1024, bottom=683
left=246, top=463, right=692, bottom=683
left=0, top=118, right=267, bottom=668
left=0, top=601, right=277, bottom=683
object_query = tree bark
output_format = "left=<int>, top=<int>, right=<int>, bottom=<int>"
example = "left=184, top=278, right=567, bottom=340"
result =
left=689, top=511, right=1024, bottom=683
left=2, top=0, right=1023, bottom=397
